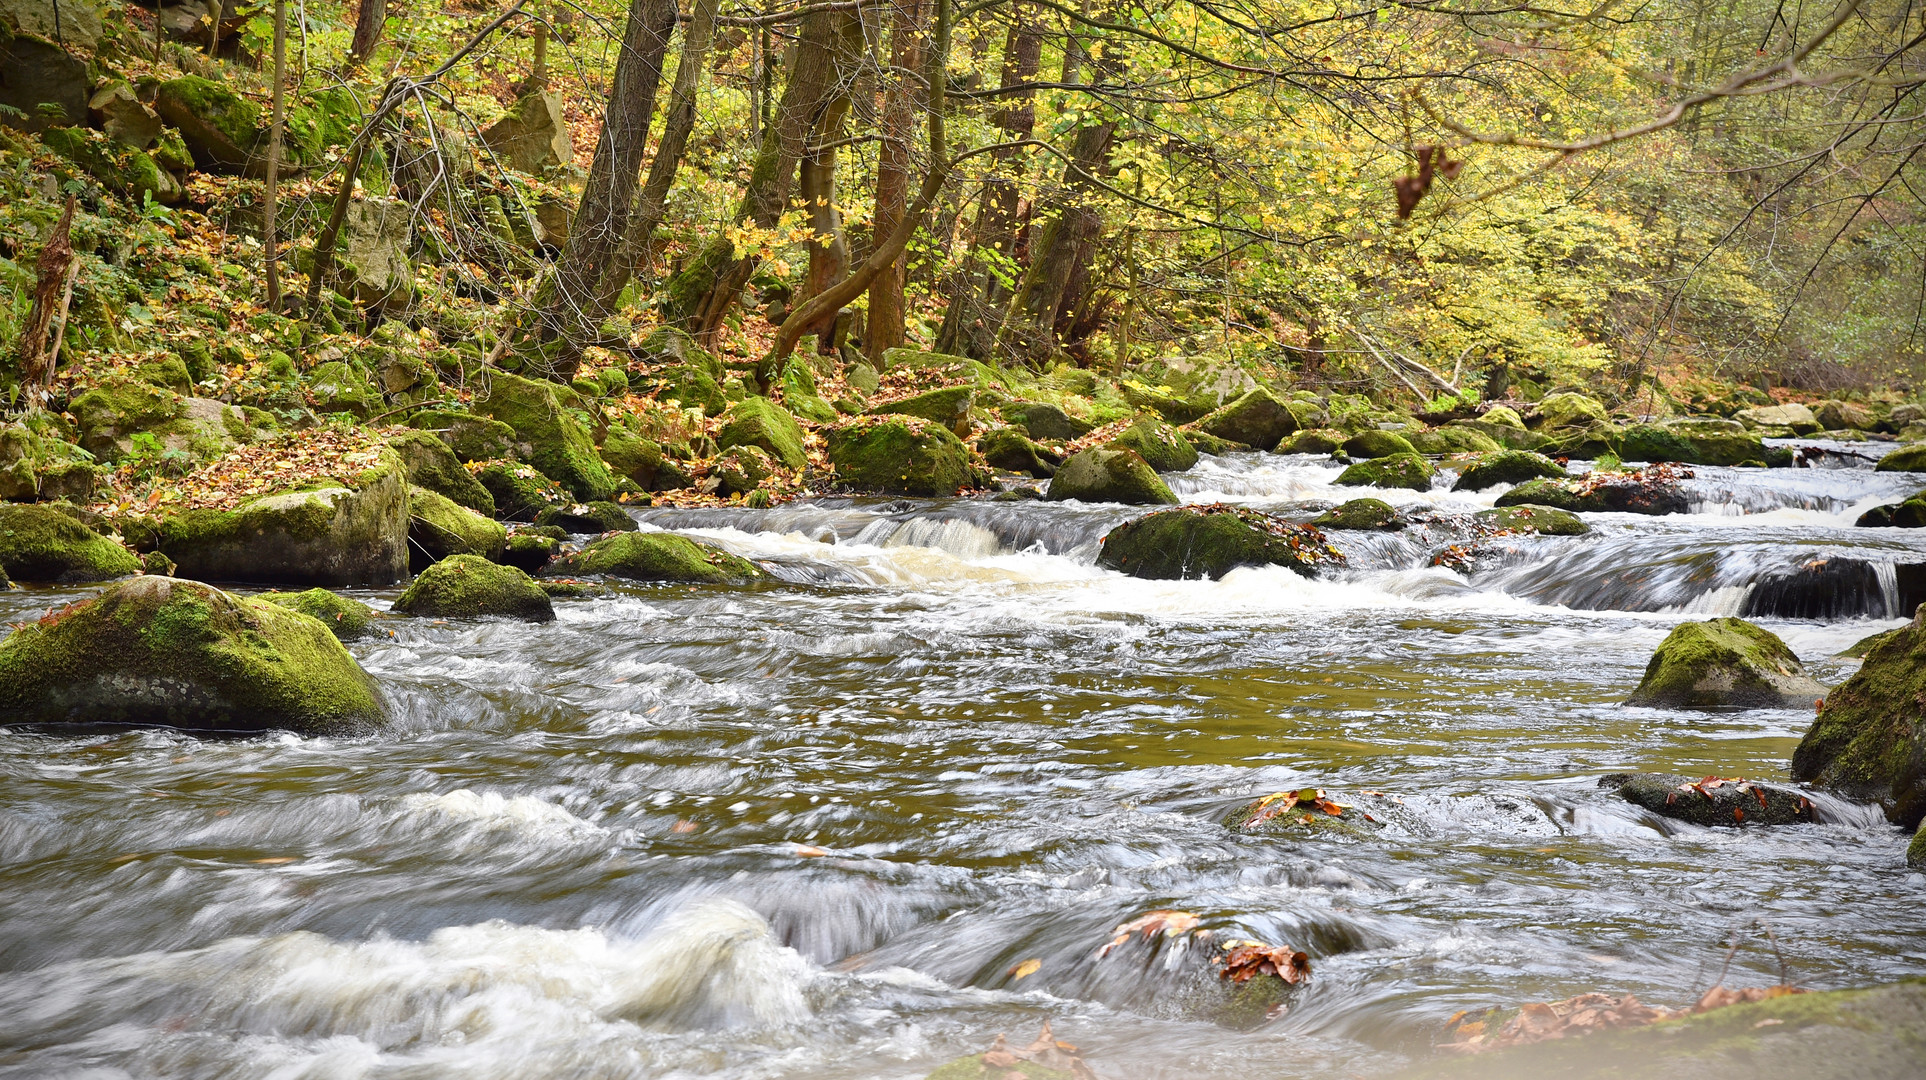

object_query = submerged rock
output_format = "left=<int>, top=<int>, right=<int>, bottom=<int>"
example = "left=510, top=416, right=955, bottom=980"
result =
left=0, top=504, right=140, bottom=583
left=1047, top=448, right=1178, bottom=505
left=1495, top=467, right=1690, bottom=515
left=534, top=500, right=636, bottom=534
left=1453, top=450, right=1567, bottom=492
left=550, top=531, right=762, bottom=584
left=1108, top=413, right=1199, bottom=473
left=1312, top=498, right=1405, bottom=531
left=393, top=555, right=554, bottom=622
left=826, top=417, right=974, bottom=496
left=260, top=588, right=380, bottom=641
left=1855, top=492, right=1926, bottom=528
left=0, top=576, right=385, bottom=735
left=1335, top=452, right=1435, bottom=490
left=158, top=451, right=409, bottom=586
left=1627, top=618, right=1827, bottom=709
left=1226, top=786, right=1380, bottom=835
left=408, top=487, right=506, bottom=569
left=1474, top=504, right=1590, bottom=536
left=1098, top=504, right=1342, bottom=580
left=1792, top=607, right=1926, bottom=827
left=1601, top=773, right=1815, bottom=827
left=1189, top=388, right=1297, bottom=450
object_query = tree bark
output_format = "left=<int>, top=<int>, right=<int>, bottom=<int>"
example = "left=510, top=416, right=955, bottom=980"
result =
left=791, top=11, right=866, bottom=347
left=16, top=195, right=76, bottom=408
left=264, top=0, right=287, bottom=311
left=996, top=117, right=1113, bottom=364
left=863, top=0, right=926, bottom=361
left=348, top=0, right=386, bottom=70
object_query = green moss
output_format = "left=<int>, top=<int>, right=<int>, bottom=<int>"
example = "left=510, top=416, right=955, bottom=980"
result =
left=1875, top=444, right=1926, bottom=472
left=409, top=486, right=507, bottom=568
left=307, top=361, right=381, bottom=419
left=1910, top=825, right=1926, bottom=869
left=407, top=410, right=519, bottom=463
left=70, top=375, right=186, bottom=461
left=1099, top=505, right=1343, bottom=579
left=535, top=501, right=636, bottom=534
left=1474, top=504, right=1590, bottom=536
left=474, top=371, right=615, bottom=501
left=716, top=397, right=808, bottom=470
left=1407, top=425, right=1503, bottom=455
left=1495, top=470, right=1690, bottom=515
left=499, top=531, right=560, bottom=572
left=1313, top=498, right=1405, bottom=530
left=1792, top=610, right=1926, bottom=825
left=260, top=588, right=379, bottom=641
left=550, top=531, right=762, bottom=584
left=157, top=452, right=409, bottom=586
left=1629, top=617, right=1826, bottom=709
left=1534, top=392, right=1610, bottom=430
left=826, top=418, right=974, bottom=496
left=157, top=76, right=262, bottom=152
left=393, top=554, right=554, bottom=621
left=1343, top=429, right=1417, bottom=459
left=1190, top=387, right=1298, bottom=450
left=600, top=424, right=665, bottom=490
left=0, top=504, right=141, bottom=582
left=1453, top=450, right=1567, bottom=492
left=1840, top=627, right=1901, bottom=657
left=976, top=426, right=1059, bottom=477
left=476, top=461, right=570, bottom=521
left=869, top=386, right=976, bottom=434
left=389, top=429, right=494, bottom=515
left=1279, top=428, right=1347, bottom=454
left=1335, top=452, right=1436, bottom=490
left=1620, top=419, right=1764, bottom=466
left=1001, top=401, right=1093, bottom=442
left=1107, top=414, right=1198, bottom=472
left=1047, top=448, right=1178, bottom=505
left=713, top=445, right=774, bottom=496
left=0, top=576, right=385, bottom=735
left=1120, top=380, right=1213, bottom=424
left=1481, top=405, right=1526, bottom=427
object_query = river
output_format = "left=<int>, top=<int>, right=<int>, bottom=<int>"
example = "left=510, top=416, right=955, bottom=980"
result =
left=2, top=446, right=1922, bottom=1078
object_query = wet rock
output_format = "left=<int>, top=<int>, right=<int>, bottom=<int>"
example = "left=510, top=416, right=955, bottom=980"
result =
left=474, top=371, right=614, bottom=501
left=1875, top=444, right=1926, bottom=472
left=394, top=554, right=553, bottom=622
left=480, top=91, right=573, bottom=174
left=476, top=461, right=569, bottom=521
left=1047, top=448, right=1177, bottom=505
left=1600, top=773, right=1815, bottom=827
left=388, top=429, right=493, bottom=515
left=1742, top=558, right=1891, bottom=620
left=1002, top=401, right=1091, bottom=442
left=1107, top=413, right=1198, bottom=472
left=1474, top=504, right=1590, bottom=536
left=1278, top=427, right=1347, bottom=455
left=0, top=34, right=88, bottom=131
left=1792, top=606, right=1926, bottom=827
left=1532, top=392, right=1610, bottom=430
left=1890, top=403, right=1925, bottom=427
left=535, top=500, right=635, bottom=535
left=1335, top=452, right=1435, bottom=491
left=260, top=588, right=380, bottom=641
left=870, top=386, right=974, bottom=437
left=1312, top=498, right=1405, bottom=531
left=551, top=531, right=762, bottom=584
left=1453, top=450, right=1567, bottom=492
left=0, top=576, right=385, bottom=735
left=0, top=504, right=140, bottom=583
left=976, top=426, right=1060, bottom=477
left=1627, top=617, right=1827, bottom=709
left=1911, top=826, right=1926, bottom=869
left=826, top=417, right=974, bottom=496
left=1189, top=387, right=1297, bottom=450
left=1735, top=402, right=1822, bottom=435
left=1620, top=418, right=1765, bottom=467
left=158, top=452, right=409, bottom=586
left=1225, top=786, right=1381, bottom=836
left=717, top=397, right=807, bottom=470
left=1182, top=429, right=1249, bottom=455
left=498, top=530, right=559, bottom=572
left=1495, top=468, right=1690, bottom=515
left=408, top=487, right=506, bottom=569
left=1854, top=492, right=1926, bottom=528
left=1343, top=429, right=1417, bottom=459
left=1099, top=504, right=1340, bottom=579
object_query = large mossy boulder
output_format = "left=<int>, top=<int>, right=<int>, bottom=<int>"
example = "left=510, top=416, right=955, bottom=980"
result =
left=1406, top=425, right=1502, bottom=456
left=1189, top=387, right=1297, bottom=450
left=535, top=500, right=636, bottom=534
left=476, top=461, right=569, bottom=521
left=1279, top=428, right=1348, bottom=455
left=1532, top=392, right=1610, bottom=430
left=1311, top=498, right=1405, bottom=531
left=550, top=531, right=762, bottom=584
left=1342, top=429, right=1416, bottom=459
left=1620, top=418, right=1765, bottom=467
left=1107, top=413, right=1198, bottom=472
left=1448, top=416, right=1547, bottom=451
left=1453, top=450, right=1567, bottom=492
left=825, top=417, right=974, bottom=496
left=1098, top=505, right=1342, bottom=580
left=1813, top=399, right=1876, bottom=432
left=600, top=424, right=666, bottom=490
left=408, top=486, right=506, bottom=569
left=1335, top=452, right=1435, bottom=491
left=260, top=588, right=380, bottom=641
left=388, top=430, right=494, bottom=515
left=1735, top=402, right=1823, bottom=435
left=70, top=377, right=247, bottom=464
left=1875, top=444, right=1926, bottom=473
left=976, top=426, right=1060, bottom=477
left=0, top=576, right=385, bottom=735
left=870, top=386, right=974, bottom=436
left=1047, top=448, right=1178, bottom=505
left=1600, top=773, right=1815, bottom=827
left=1002, top=401, right=1092, bottom=442
left=393, top=554, right=554, bottom=622
left=473, top=371, right=614, bottom=501
left=307, top=361, right=382, bottom=419
left=1121, top=380, right=1213, bottom=424
left=1792, top=607, right=1926, bottom=827
left=408, top=409, right=520, bottom=463
left=1474, top=505, right=1590, bottom=536
left=158, top=451, right=409, bottom=586
left=1627, top=618, right=1827, bottom=709
left=0, top=504, right=140, bottom=583
left=717, top=397, right=808, bottom=470
left=1496, top=469, right=1690, bottom=515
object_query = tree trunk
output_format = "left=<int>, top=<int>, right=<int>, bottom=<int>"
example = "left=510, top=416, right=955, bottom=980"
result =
left=864, top=0, right=926, bottom=361
left=528, top=0, right=679, bottom=380
left=264, top=0, right=287, bottom=311
left=348, top=0, right=386, bottom=70
left=791, top=11, right=866, bottom=347
left=16, top=195, right=76, bottom=408
left=996, top=117, right=1113, bottom=364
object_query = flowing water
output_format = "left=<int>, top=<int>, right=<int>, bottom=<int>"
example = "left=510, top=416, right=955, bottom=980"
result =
left=4, top=444, right=1925, bottom=1078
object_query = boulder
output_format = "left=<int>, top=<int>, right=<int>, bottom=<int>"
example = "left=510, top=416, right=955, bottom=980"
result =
left=388, top=430, right=494, bottom=515
left=0, top=34, right=88, bottom=131
left=1311, top=498, right=1405, bottom=530
left=1814, top=400, right=1875, bottom=432
left=1890, top=403, right=1925, bottom=427
left=0, top=423, right=98, bottom=503
left=1474, top=505, right=1590, bottom=536
left=1856, top=492, right=1926, bottom=528
left=1619, top=418, right=1765, bottom=467
left=550, top=531, right=762, bottom=584
left=975, top=426, right=1059, bottom=478
left=1335, top=452, right=1435, bottom=491
left=153, top=75, right=264, bottom=172
left=70, top=377, right=247, bottom=464
left=393, top=554, right=553, bottom=622
left=1600, top=773, right=1815, bottom=827
left=600, top=424, right=665, bottom=489
left=1098, top=505, right=1342, bottom=580
left=158, top=451, right=409, bottom=586
left=1121, top=381, right=1213, bottom=424
left=1735, top=402, right=1822, bottom=435
left=1480, top=405, right=1527, bottom=428
left=1343, top=430, right=1416, bottom=459
left=40, top=125, right=183, bottom=205
left=307, top=361, right=383, bottom=419
left=1453, top=450, right=1567, bottom=492
left=260, top=588, right=379, bottom=641
left=338, top=197, right=414, bottom=311
left=716, top=397, right=807, bottom=470
left=1537, top=422, right=1622, bottom=460
left=1182, top=429, right=1248, bottom=455
left=712, top=445, right=774, bottom=496
left=1627, top=617, right=1827, bottom=709
left=1189, top=388, right=1297, bottom=450
left=499, top=531, right=559, bottom=572
left=870, top=386, right=974, bottom=437
left=1407, top=426, right=1502, bottom=455
left=87, top=81, right=161, bottom=149
left=1791, top=607, right=1926, bottom=826
left=1875, top=444, right=1926, bottom=473
left=0, top=576, right=385, bottom=735
left=826, top=417, right=974, bottom=496
left=408, top=486, right=506, bottom=569
left=1449, top=416, right=1548, bottom=451
left=409, top=409, right=520, bottom=463
left=1003, top=401, right=1091, bottom=442
left=474, top=371, right=615, bottom=501
left=480, top=92, right=574, bottom=174
left=535, top=500, right=635, bottom=534
left=1496, top=469, right=1690, bottom=515
left=1107, top=414, right=1198, bottom=472
left=1532, top=392, right=1610, bottom=431
left=1, top=0, right=105, bottom=50
left=0, top=504, right=140, bottom=583
left=1279, top=428, right=1347, bottom=455
left=475, top=461, right=569, bottom=521
left=1047, top=448, right=1177, bottom=505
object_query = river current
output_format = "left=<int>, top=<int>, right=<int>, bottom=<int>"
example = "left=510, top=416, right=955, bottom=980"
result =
left=2, top=446, right=1923, bottom=1078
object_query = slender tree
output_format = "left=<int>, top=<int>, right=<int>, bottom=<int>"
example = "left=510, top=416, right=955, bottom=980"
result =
left=263, top=0, right=288, bottom=311
left=348, top=0, right=386, bottom=70
left=864, top=0, right=926, bottom=361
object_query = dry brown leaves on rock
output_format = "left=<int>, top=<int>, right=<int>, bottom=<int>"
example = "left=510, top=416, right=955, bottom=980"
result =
left=1216, top=941, right=1311, bottom=984
left=1440, top=983, right=1807, bottom=1053
left=98, top=427, right=391, bottom=514
left=976, top=1021, right=1100, bottom=1080
left=1243, top=787, right=1351, bottom=829
left=1096, top=910, right=1201, bottom=958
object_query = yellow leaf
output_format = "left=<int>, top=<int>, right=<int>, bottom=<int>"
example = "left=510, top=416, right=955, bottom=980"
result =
left=1011, top=958, right=1041, bottom=979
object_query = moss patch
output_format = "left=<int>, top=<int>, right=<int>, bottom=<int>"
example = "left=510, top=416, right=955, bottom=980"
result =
left=550, top=531, right=762, bottom=584
left=1630, top=617, right=1827, bottom=710
left=0, top=504, right=141, bottom=583
left=393, top=554, right=554, bottom=621
left=409, top=486, right=507, bottom=569
left=535, top=501, right=636, bottom=534
left=260, top=588, right=379, bottom=641
left=1343, top=429, right=1417, bottom=459
left=1099, top=504, right=1344, bottom=580
left=389, top=430, right=495, bottom=515
left=1792, top=608, right=1926, bottom=826
left=1047, top=447, right=1178, bottom=505
left=1313, top=497, right=1405, bottom=530
left=1474, top=504, right=1590, bottom=536
left=1336, top=452, right=1436, bottom=490
left=474, top=371, right=615, bottom=501
left=1189, top=387, right=1297, bottom=450
left=716, top=397, right=807, bottom=470
left=1107, top=414, right=1199, bottom=472
left=826, top=418, right=974, bottom=496
left=1453, top=450, right=1566, bottom=491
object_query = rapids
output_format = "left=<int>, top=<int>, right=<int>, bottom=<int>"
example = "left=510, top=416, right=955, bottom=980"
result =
left=2, top=443, right=1923, bottom=1078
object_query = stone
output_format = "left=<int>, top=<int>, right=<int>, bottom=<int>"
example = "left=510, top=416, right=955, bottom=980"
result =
left=499, top=531, right=559, bottom=572
left=712, top=445, right=773, bottom=496
left=480, top=92, right=573, bottom=174
left=1098, top=505, right=1342, bottom=580
left=870, top=386, right=975, bottom=437
left=1855, top=492, right=1926, bottom=528
left=393, top=554, right=553, bottom=622
left=1479, top=405, right=1526, bottom=428
left=1279, top=428, right=1347, bottom=455
left=1890, top=404, right=1925, bottom=427
left=1002, top=401, right=1091, bottom=442
left=0, top=423, right=97, bottom=503
left=409, top=409, right=520, bottom=463
left=70, top=377, right=246, bottom=464
left=260, top=588, right=380, bottom=641
left=600, top=424, right=664, bottom=490
left=1406, top=426, right=1502, bottom=455
left=535, top=500, right=635, bottom=534
left=1449, top=417, right=1548, bottom=451
left=550, top=531, right=762, bottom=584
left=1495, top=469, right=1690, bottom=515
left=1627, top=617, right=1828, bottom=709
left=307, top=361, right=382, bottom=419
left=1537, top=422, right=1622, bottom=460
left=1619, top=418, right=1765, bottom=467
left=1875, top=444, right=1926, bottom=473
left=1532, top=392, right=1610, bottom=430
left=1047, top=448, right=1178, bottom=505
left=1, top=0, right=104, bottom=50
left=1311, top=498, right=1405, bottom=531
left=1735, top=402, right=1822, bottom=435
left=88, top=81, right=161, bottom=149
left=1474, top=504, right=1590, bottom=536
left=338, top=197, right=414, bottom=311
left=1107, top=413, right=1198, bottom=472
left=1600, top=773, right=1815, bottom=827
left=408, top=486, right=506, bottom=569
left=39, top=125, right=183, bottom=205
left=717, top=397, right=807, bottom=470
left=826, top=417, right=974, bottom=496
left=0, top=33, right=88, bottom=131
left=1792, top=606, right=1926, bottom=827
left=975, top=426, right=1059, bottom=478
left=157, top=451, right=409, bottom=586
left=1814, top=400, right=1875, bottom=432
left=1189, top=388, right=1297, bottom=450
left=1335, top=452, right=1435, bottom=490
left=474, top=370, right=614, bottom=501
left=1120, top=380, right=1213, bottom=424
left=153, top=75, right=262, bottom=172
left=475, top=461, right=569, bottom=521
left=1343, top=429, right=1416, bottom=459
left=387, top=429, right=493, bottom=515
left=1453, top=450, right=1567, bottom=491
left=0, top=503, right=139, bottom=583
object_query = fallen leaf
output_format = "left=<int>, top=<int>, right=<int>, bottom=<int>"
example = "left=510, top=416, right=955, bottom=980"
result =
left=1011, top=958, right=1042, bottom=979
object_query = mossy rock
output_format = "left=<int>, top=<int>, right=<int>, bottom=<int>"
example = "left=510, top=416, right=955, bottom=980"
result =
left=0, top=504, right=140, bottom=583
left=40, top=125, right=181, bottom=205
left=153, top=75, right=262, bottom=172
left=1474, top=504, right=1590, bottom=536
left=1538, top=422, right=1623, bottom=460
left=1099, top=505, right=1341, bottom=579
left=650, top=363, right=728, bottom=416
left=1183, top=429, right=1248, bottom=455
left=1224, top=788, right=1381, bottom=837
left=601, top=424, right=665, bottom=490
left=1335, top=452, right=1435, bottom=491
left=1312, top=498, right=1405, bottom=531
left=1408, top=425, right=1503, bottom=455
left=409, top=486, right=507, bottom=570
left=1628, top=618, right=1827, bottom=710
left=393, top=555, right=553, bottom=622
left=1875, top=444, right=1926, bottom=473
left=158, top=452, right=409, bottom=586
left=826, top=418, right=974, bottom=496
left=260, top=588, right=379, bottom=641
left=0, top=423, right=97, bottom=503
left=1839, top=628, right=1901, bottom=658
left=1600, top=773, right=1815, bottom=827
left=1343, top=429, right=1417, bottom=459
left=476, top=461, right=570, bottom=522
left=499, top=531, right=559, bottom=573
left=717, top=397, right=807, bottom=470
left=1854, top=495, right=1926, bottom=528
left=474, top=371, right=614, bottom=501
left=1448, top=417, right=1547, bottom=451
left=1279, top=428, right=1347, bottom=455
left=1002, top=401, right=1092, bottom=442
left=870, top=386, right=975, bottom=436
left=1189, top=387, right=1298, bottom=450
left=1108, top=414, right=1198, bottom=472
left=1736, top=402, right=1823, bottom=435
left=976, top=426, right=1060, bottom=478
left=550, top=532, right=762, bottom=584
left=713, top=445, right=774, bottom=496
left=1792, top=608, right=1926, bottom=827
left=388, top=429, right=494, bottom=515
left=1620, top=419, right=1765, bottom=467
left=1910, top=826, right=1926, bottom=869
left=1480, top=405, right=1526, bottom=428
left=307, top=361, right=382, bottom=419
left=0, top=576, right=385, bottom=735
left=535, top=501, right=636, bottom=534
left=1496, top=471, right=1690, bottom=515
left=1047, top=448, right=1177, bottom=505
left=408, top=410, right=520, bottom=463
left=1533, top=391, right=1610, bottom=430
left=1453, top=450, right=1567, bottom=492
left=1121, top=380, right=1214, bottom=424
